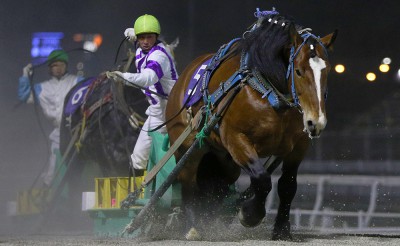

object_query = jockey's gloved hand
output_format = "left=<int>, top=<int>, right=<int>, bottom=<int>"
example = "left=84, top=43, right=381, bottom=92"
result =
left=124, top=28, right=137, bottom=41
left=23, top=63, right=33, bottom=77
left=106, top=71, right=123, bottom=79
left=106, top=71, right=130, bottom=86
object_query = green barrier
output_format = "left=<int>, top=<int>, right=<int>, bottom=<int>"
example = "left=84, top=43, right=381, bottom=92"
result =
left=144, top=132, right=181, bottom=208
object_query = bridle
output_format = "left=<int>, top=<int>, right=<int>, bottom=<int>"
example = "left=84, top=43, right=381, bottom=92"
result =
left=286, top=32, right=329, bottom=109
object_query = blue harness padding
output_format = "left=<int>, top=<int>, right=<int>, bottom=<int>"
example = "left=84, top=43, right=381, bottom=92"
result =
left=184, top=36, right=297, bottom=111
left=202, top=40, right=288, bottom=109
left=182, top=58, right=212, bottom=107
left=201, top=38, right=241, bottom=104
left=246, top=68, right=282, bottom=108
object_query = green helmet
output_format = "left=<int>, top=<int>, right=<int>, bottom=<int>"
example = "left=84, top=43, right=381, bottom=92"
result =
left=47, top=49, right=68, bottom=65
left=134, top=14, right=161, bottom=35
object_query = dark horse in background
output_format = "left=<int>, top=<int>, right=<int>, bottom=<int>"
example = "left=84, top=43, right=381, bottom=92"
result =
left=166, top=10, right=337, bottom=240
left=59, top=73, right=145, bottom=177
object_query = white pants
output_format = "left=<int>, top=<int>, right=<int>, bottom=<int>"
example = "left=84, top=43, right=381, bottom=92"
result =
left=43, top=128, right=60, bottom=186
left=131, top=115, right=166, bottom=170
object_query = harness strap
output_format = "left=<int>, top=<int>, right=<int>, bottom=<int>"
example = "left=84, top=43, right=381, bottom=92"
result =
left=139, top=107, right=202, bottom=187
left=58, top=122, right=81, bottom=168
left=74, top=92, right=113, bottom=151
left=209, top=71, right=244, bottom=107
left=201, top=38, right=241, bottom=103
left=83, top=92, right=113, bottom=117
left=247, top=70, right=279, bottom=106
left=143, top=123, right=193, bottom=186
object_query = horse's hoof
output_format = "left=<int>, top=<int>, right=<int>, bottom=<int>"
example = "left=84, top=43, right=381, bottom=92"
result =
left=271, top=232, right=293, bottom=241
left=238, top=207, right=264, bottom=227
left=271, top=221, right=292, bottom=241
left=185, top=227, right=201, bottom=241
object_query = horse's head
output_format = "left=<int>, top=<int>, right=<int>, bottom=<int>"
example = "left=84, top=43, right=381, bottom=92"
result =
left=243, top=14, right=337, bottom=138
left=288, top=26, right=337, bottom=138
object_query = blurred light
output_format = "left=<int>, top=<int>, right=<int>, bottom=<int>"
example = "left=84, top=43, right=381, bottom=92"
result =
left=31, top=32, right=64, bottom=59
left=335, top=64, right=345, bottom=73
left=83, top=41, right=97, bottom=52
left=382, top=57, right=391, bottom=65
left=31, top=47, right=39, bottom=57
left=74, top=33, right=102, bottom=52
left=73, top=33, right=83, bottom=42
left=397, top=69, right=400, bottom=78
left=379, top=64, right=390, bottom=73
left=366, top=72, right=376, bottom=82
left=93, top=34, right=103, bottom=47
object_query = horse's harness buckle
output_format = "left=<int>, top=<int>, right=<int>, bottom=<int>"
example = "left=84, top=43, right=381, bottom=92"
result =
left=185, top=107, right=193, bottom=125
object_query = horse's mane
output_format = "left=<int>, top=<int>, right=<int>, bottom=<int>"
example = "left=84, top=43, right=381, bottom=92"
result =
left=241, top=14, right=298, bottom=93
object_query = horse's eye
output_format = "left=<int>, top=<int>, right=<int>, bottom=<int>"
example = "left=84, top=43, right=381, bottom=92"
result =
left=295, top=69, right=302, bottom=77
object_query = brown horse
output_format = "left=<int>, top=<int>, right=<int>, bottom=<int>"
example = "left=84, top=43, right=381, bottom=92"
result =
left=166, top=11, right=337, bottom=240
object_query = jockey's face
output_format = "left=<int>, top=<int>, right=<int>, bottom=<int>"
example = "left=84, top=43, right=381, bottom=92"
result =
left=49, top=61, right=67, bottom=80
left=137, top=33, right=157, bottom=52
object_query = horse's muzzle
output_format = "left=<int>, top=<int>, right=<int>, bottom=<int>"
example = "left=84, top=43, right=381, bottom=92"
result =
left=304, top=117, right=326, bottom=139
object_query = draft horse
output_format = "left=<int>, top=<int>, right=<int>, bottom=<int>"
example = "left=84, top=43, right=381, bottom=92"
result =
left=60, top=73, right=145, bottom=177
left=166, top=10, right=337, bottom=240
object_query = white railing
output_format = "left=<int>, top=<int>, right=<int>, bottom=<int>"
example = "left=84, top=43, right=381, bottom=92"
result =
left=262, top=175, right=400, bottom=233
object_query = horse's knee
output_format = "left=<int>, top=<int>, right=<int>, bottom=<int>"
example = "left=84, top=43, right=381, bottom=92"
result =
left=250, top=171, right=272, bottom=197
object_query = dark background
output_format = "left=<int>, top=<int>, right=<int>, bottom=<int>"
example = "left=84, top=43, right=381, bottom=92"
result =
left=1, top=0, right=399, bottom=234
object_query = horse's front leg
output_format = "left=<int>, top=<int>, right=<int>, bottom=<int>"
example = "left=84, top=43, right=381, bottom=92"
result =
left=238, top=158, right=272, bottom=227
left=225, top=135, right=272, bottom=227
left=272, top=146, right=307, bottom=240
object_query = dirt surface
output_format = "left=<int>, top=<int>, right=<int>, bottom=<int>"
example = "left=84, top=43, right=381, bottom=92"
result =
left=2, top=221, right=400, bottom=246
left=1, top=233, right=400, bottom=246
left=2, top=205, right=400, bottom=245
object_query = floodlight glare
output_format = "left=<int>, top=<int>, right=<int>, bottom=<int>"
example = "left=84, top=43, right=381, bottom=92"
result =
left=335, top=64, right=345, bottom=73
left=366, top=72, right=376, bottom=82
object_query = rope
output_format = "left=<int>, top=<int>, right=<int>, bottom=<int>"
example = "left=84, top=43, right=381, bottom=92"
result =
left=74, top=112, right=87, bottom=151
left=195, top=129, right=208, bottom=149
left=195, top=96, right=211, bottom=148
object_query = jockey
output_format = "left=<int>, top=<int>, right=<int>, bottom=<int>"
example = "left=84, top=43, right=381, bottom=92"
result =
left=108, top=14, right=178, bottom=175
left=18, top=49, right=82, bottom=186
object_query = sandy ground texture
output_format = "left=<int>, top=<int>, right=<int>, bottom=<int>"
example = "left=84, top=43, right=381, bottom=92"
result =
left=2, top=198, right=400, bottom=246
left=2, top=219, right=400, bottom=246
left=1, top=233, right=400, bottom=246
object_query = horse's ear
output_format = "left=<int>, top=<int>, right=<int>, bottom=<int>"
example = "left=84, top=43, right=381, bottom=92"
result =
left=289, top=24, right=303, bottom=47
left=320, top=29, right=338, bottom=50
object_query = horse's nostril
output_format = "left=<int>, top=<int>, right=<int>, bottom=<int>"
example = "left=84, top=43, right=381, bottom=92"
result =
left=307, top=120, right=314, bottom=127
